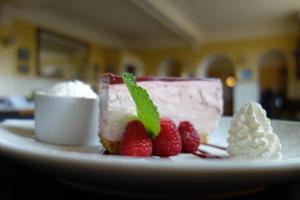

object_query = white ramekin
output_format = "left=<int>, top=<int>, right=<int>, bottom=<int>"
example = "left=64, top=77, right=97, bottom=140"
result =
left=34, top=92, right=99, bottom=146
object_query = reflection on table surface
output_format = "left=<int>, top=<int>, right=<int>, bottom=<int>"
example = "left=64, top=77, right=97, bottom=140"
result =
left=0, top=154, right=299, bottom=200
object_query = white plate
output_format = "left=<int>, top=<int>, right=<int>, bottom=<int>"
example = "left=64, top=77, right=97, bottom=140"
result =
left=1, top=117, right=300, bottom=198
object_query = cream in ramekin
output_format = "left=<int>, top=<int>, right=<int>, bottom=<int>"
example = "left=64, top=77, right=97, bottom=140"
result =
left=35, top=81, right=99, bottom=146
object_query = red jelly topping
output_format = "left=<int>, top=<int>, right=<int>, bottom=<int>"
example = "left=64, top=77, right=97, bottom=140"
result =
left=101, top=73, right=218, bottom=85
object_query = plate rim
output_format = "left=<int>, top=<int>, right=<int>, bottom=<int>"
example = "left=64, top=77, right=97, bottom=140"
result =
left=1, top=118, right=300, bottom=174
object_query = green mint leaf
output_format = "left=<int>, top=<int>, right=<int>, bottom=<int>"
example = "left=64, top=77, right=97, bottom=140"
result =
left=122, top=72, right=160, bottom=138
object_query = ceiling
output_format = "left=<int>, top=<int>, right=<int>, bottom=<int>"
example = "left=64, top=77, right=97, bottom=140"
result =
left=175, top=0, right=300, bottom=42
left=1, top=0, right=300, bottom=49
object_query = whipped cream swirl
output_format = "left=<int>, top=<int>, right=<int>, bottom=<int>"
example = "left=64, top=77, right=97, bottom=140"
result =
left=227, top=101, right=282, bottom=160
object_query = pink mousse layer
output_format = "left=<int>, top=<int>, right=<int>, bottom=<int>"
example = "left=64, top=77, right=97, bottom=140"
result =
left=100, top=74, right=223, bottom=142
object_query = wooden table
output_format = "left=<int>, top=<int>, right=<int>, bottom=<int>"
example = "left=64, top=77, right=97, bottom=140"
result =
left=0, top=109, right=34, bottom=122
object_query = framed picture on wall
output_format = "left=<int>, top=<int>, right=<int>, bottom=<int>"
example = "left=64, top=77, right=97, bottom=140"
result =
left=17, top=64, right=29, bottom=74
left=17, top=48, right=30, bottom=74
left=18, top=48, right=29, bottom=61
left=239, top=69, right=252, bottom=80
left=36, top=28, right=89, bottom=80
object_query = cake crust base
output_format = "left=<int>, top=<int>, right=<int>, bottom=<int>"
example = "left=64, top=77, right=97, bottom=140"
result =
left=199, top=133, right=208, bottom=144
left=100, top=134, right=120, bottom=154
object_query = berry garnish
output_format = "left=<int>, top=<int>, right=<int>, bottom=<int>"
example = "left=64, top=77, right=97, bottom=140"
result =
left=178, top=121, right=200, bottom=153
left=152, top=118, right=182, bottom=157
left=119, top=120, right=152, bottom=157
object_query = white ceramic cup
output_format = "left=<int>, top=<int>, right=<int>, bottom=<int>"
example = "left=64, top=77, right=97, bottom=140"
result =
left=35, top=92, right=99, bottom=146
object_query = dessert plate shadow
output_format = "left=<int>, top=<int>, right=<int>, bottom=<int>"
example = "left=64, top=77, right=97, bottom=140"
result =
left=1, top=117, right=300, bottom=198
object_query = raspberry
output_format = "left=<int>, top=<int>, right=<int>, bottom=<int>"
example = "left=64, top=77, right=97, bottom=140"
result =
left=119, top=120, right=152, bottom=157
left=178, top=121, right=200, bottom=153
left=152, top=118, right=182, bottom=157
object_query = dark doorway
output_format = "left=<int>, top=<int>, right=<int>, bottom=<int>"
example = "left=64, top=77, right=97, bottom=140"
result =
left=259, top=50, right=287, bottom=119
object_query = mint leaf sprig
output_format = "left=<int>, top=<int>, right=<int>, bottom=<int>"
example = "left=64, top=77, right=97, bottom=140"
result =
left=122, top=73, right=160, bottom=138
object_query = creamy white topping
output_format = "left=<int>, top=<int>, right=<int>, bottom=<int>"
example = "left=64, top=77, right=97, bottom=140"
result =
left=227, top=101, right=282, bottom=160
left=104, top=105, right=137, bottom=141
left=48, top=80, right=97, bottom=99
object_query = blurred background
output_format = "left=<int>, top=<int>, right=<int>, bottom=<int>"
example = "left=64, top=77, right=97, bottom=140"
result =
left=0, top=0, right=299, bottom=121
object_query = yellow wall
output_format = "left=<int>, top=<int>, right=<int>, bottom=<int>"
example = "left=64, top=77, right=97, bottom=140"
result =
left=0, top=19, right=39, bottom=76
left=135, top=34, right=299, bottom=98
left=87, top=44, right=107, bottom=84
left=1, top=18, right=299, bottom=98
left=136, top=47, right=191, bottom=76
left=0, top=19, right=109, bottom=85
left=0, top=26, right=15, bottom=75
left=12, top=19, right=37, bottom=76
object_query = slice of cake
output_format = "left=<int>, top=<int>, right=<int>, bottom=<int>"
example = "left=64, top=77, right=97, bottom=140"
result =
left=99, top=73, right=223, bottom=154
